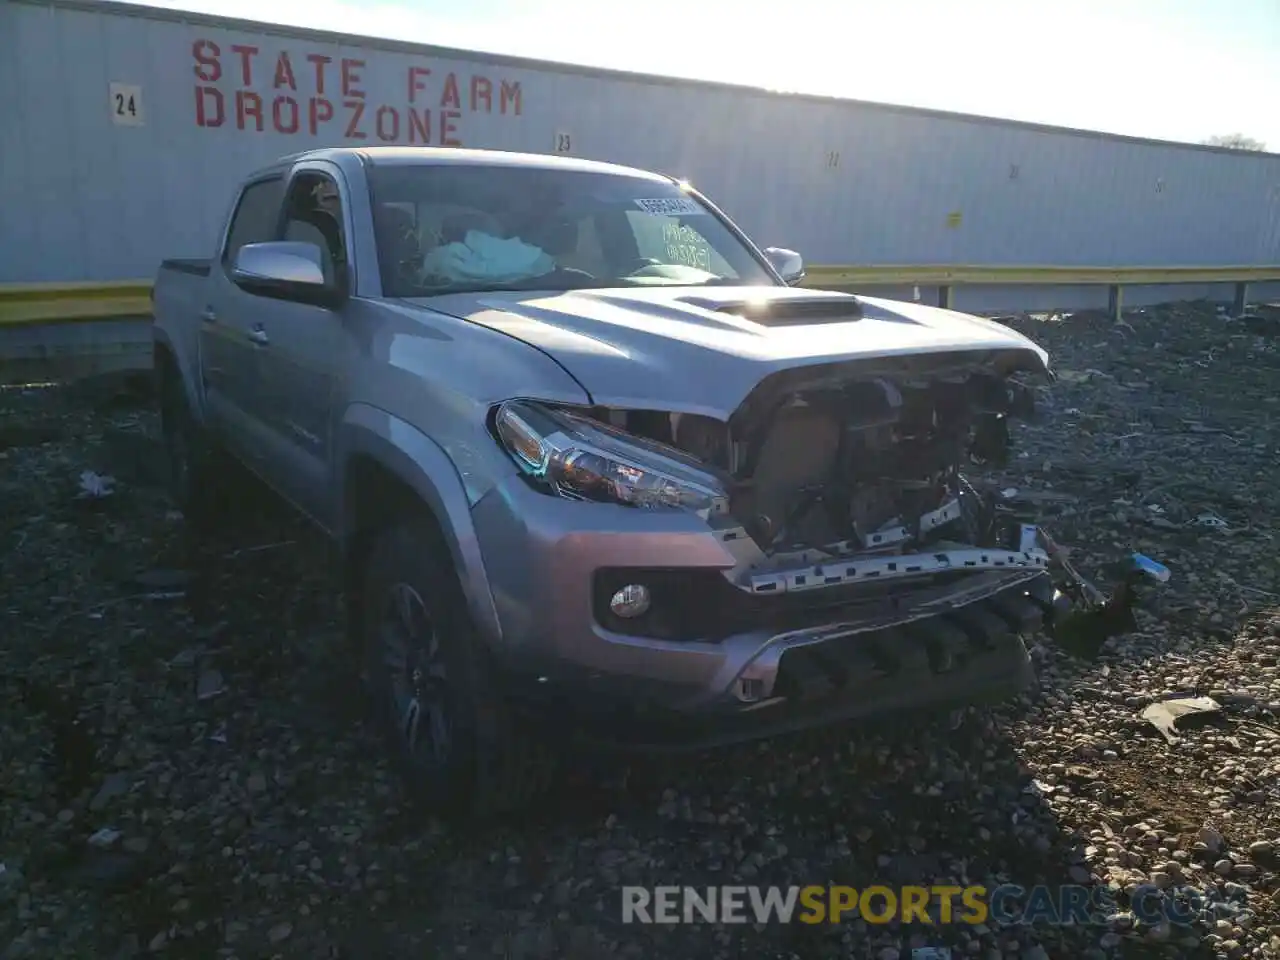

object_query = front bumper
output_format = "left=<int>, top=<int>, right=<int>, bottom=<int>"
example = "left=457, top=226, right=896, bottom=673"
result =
left=471, top=478, right=1047, bottom=744
left=503, top=614, right=1035, bottom=752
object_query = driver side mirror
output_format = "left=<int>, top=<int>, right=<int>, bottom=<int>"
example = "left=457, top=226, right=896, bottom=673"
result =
left=232, top=241, right=345, bottom=307
left=763, top=247, right=805, bottom=286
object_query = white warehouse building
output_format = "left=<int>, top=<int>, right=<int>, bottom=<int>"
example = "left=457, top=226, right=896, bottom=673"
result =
left=2, top=0, right=1279, bottom=310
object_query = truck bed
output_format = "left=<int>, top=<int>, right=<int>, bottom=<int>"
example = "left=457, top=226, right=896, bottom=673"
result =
left=160, top=258, right=211, bottom=277
left=152, top=259, right=213, bottom=382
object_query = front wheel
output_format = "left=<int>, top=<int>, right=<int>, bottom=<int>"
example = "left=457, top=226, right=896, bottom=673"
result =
left=361, top=520, right=552, bottom=819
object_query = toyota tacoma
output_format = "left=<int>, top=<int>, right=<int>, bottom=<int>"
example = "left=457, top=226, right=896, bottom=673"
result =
left=153, top=146, right=1062, bottom=818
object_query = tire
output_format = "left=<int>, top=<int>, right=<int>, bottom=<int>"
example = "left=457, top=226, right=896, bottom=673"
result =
left=159, top=367, right=212, bottom=520
left=360, top=520, right=552, bottom=820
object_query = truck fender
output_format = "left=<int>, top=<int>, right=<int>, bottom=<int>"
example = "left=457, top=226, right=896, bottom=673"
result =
left=152, top=326, right=205, bottom=423
left=337, top=403, right=504, bottom=648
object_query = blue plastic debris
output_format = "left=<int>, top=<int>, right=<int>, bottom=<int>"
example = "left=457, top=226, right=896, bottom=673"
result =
left=1130, top=552, right=1171, bottom=584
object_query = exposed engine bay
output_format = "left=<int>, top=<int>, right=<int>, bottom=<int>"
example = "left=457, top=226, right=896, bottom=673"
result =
left=588, top=353, right=1045, bottom=594
left=493, top=343, right=1168, bottom=655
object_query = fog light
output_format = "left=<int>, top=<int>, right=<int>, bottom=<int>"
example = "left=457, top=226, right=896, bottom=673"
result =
left=609, top=584, right=651, bottom=618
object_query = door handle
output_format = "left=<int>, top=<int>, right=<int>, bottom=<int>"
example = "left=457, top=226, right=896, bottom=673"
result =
left=200, top=307, right=217, bottom=323
left=247, top=326, right=270, bottom=346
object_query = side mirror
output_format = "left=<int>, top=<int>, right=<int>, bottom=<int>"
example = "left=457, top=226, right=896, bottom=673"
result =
left=763, top=246, right=805, bottom=286
left=232, top=241, right=343, bottom=306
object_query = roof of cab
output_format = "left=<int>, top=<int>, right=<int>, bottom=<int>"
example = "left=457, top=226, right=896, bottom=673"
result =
left=265, top=146, right=675, bottom=182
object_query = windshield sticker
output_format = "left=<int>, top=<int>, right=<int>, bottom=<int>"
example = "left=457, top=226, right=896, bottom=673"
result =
left=634, top=197, right=706, bottom=216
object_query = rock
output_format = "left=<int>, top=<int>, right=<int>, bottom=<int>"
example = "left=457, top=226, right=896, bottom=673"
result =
left=1215, top=859, right=1235, bottom=877
left=87, top=827, right=122, bottom=848
left=65, top=851, right=149, bottom=892
left=168, top=647, right=198, bottom=668
left=0, top=864, right=24, bottom=901
left=130, top=568, right=191, bottom=590
left=566, top=926, right=596, bottom=957
left=267, top=922, right=292, bottom=944
left=1, top=932, right=35, bottom=960
left=90, top=773, right=133, bottom=811
left=246, top=773, right=268, bottom=794
left=1248, top=840, right=1274, bottom=859
left=1200, top=827, right=1225, bottom=852
left=196, top=668, right=224, bottom=701
left=1145, top=921, right=1172, bottom=942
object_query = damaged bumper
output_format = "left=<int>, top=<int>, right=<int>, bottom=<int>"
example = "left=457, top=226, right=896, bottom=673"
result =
left=470, top=344, right=1081, bottom=749
left=513, top=618, right=1035, bottom=753
left=472, top=478, right=1048, bottom=749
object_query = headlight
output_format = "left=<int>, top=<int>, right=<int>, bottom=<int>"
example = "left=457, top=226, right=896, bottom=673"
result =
left=492, top=400, right=728, bottom=516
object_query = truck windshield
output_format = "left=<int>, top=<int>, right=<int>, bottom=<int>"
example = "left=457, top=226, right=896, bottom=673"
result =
left=367, top=163, right=779, bottom=297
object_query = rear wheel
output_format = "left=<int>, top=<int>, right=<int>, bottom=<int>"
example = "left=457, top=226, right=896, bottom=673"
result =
left=159, top=365, right=215, bottom=522
left=361, top=520, right=553, bottom=820
left=159, top=362, right=253, bottom=532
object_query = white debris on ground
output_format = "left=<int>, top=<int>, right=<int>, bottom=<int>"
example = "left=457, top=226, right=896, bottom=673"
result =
left=1, top=300, right=1280, bottom=959
left=75, top=470, right=115, bottom=499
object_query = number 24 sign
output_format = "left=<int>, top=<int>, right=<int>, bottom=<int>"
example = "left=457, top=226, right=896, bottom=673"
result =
left=110, top=83, right=144, bottom=127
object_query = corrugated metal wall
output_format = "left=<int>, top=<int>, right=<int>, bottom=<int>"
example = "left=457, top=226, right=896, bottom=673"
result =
left=3, top=0, right=1280, bottom=287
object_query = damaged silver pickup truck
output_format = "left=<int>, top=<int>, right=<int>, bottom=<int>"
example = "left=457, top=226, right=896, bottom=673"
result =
left=154, top=146, right=1091, bottom=817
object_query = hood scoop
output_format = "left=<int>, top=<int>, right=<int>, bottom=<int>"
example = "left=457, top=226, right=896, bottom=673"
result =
left=677, top=295, right=864, bottom=327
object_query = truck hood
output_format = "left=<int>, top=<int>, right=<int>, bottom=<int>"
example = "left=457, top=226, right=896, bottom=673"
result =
left=409, top=285, right=1049, bottom=419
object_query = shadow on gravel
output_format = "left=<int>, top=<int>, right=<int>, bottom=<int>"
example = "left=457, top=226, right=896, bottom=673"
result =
left=0, top=383, right=1185, bottom=960
left=151, top=450, right=1103, bottom=956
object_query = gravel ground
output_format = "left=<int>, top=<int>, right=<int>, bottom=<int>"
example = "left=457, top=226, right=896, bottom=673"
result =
left=4, top=300, right=1280, bottom=960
